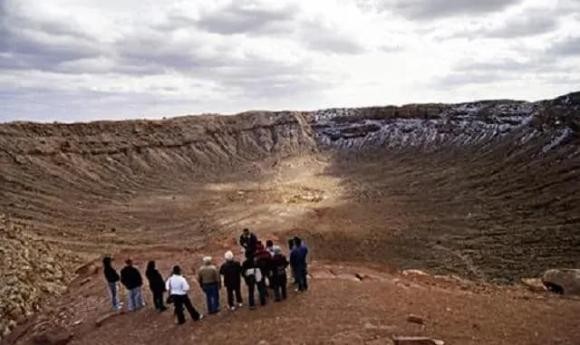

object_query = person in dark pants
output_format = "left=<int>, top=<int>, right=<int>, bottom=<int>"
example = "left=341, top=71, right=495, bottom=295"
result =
left=198, top=256, right=221, bottom=314
left=239, top=228, right=258, bottom=259
left=255, top=241, right=272, bottom=297
left=120, top=259, right=145, bottom=311
left=102, top=256, right=121, bottom=311
left=166, top=265, right=203, bottom=324
left=270, top=246, right=289, bottom=301
left=242, top=257, right=266, bottom=309
left=219, top=251, right=243, bottom=311
left=290, top=237, right=309, bottom=292
left=145, top=261, right=167, bottom=312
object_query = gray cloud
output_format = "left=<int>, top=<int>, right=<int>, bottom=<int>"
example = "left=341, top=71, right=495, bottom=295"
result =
left=0, top=1, right=103, bottom=72
left=380, top=0, right=523, bottom=20
left=549, top=36, right=580, bottom=56
left=196, top=2, right=298, bottom=35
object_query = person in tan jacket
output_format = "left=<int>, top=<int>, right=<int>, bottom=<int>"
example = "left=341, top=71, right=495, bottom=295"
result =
left=198, top=256, right=221, bottom=314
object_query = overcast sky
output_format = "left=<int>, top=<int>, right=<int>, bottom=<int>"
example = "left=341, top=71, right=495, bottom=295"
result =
left=1, top=0, right=579, bottom=122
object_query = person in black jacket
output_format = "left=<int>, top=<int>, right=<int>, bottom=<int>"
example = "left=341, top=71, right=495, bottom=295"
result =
left=270, top=246, right=289, bottom=301
left=242, top=257, right=266, bottom=309
left=219, top=251, right=243, bottom=311
left=239, top=228, right=258, bottom=259
left=120, top=259, right=144, bottom=311
left=102, top=256, right=121, bottom=311
left=145, top=261, right=167, bottom=312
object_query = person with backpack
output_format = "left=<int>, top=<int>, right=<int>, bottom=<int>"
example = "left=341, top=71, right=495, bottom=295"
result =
left=102, top=256, right=122, bottom=311
left=242, top=257, right=266, bottom=309
left=166, top=265, right=203, bottom=325
left=290, top=237, right=309, bottom=292
left=145, top=261, right=167, bottom=312
left=270, top=246, right=289, bottom=301
left=219, top=251, right=244, bottom=311
left=120, top=259, right=145, bottom=311
left=197, top=256, right=221, bottom=314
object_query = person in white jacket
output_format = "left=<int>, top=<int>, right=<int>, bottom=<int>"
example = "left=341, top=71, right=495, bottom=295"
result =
left=166, top=265, right=203, bottom=324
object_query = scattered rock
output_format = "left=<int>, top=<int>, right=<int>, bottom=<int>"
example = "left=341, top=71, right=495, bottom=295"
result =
left=521, top=278, right=547, bottom=292
left=406, top=315, right=425, bottom=325
left=95, top=312, right=121, bottom=327
left=542, top=269, right=580, bottom=295
left=392, top=336, right=444, bottom=345
left=32, top=327, right=72, bottom=345
left=402, top=270, right=429, bottom=277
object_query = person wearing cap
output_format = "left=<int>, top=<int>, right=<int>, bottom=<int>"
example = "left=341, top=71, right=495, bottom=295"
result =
left=198, top=256, right=221, bottom=314
left=120, top=259, right=145, bottom=311
left=102, top=256, right=122, bottom=311
left=166, top=265, right=203, bottom=324
left=270, top=246, right=289, bottom=301
left=219, top=251, right=244, bottom=311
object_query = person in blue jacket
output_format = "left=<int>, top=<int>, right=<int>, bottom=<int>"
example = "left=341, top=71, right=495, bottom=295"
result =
left=289, top=237, right=309, bottom=292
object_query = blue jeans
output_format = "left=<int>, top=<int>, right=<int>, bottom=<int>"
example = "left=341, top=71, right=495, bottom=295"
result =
left=107, top=282, right=120, bottom=310
left=202, top=283, right=220, bottom=314
left=294, top=266, right=308, bottom=291
left=127, top=287, right=144, bottom=311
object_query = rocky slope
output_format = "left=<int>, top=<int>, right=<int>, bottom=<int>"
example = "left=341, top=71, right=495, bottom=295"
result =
left=0, top=214, right=76, bottom=339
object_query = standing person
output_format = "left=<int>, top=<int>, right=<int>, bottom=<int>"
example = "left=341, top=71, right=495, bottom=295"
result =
left=239, top=228, right=258, bottom=259
left=120, top=259, right=145, bottom=311
left=242, top=257, right=266, bottom=309
left=270, top=246, right=289, bottom=301
left=288, top=238, right=297, bottom=285
left=198, top=257, right=221, bottom=314
left=102, top=256, right=122, bottom=311
left=265, top=240, right=275, bottom=257
left=166, top=265, right=203, bottom=325
left=290, top=237, right=309, bottom=292
left=255, top=241, right=272, bottom=296
left=145, top=261, right=167, bottom=312
left=219, top=251, right=243, bottom=311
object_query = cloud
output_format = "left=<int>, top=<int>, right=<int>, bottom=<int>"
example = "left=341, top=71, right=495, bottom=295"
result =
left=478, top=10, right=559, bottom=38
left=195, top=1, right=298, bottom=35
left=0, top=0, right=578, bottom=122
left=377, top=0, right=523, bottom=20
left=549, top=36, right=580, bottom=56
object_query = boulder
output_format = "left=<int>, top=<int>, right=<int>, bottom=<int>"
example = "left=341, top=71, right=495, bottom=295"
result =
left=520, top=278, right=547, bottom=292
left=542, top=269, right=580, bottom=295
left=32, top=327, right=72, bottom=345
left=392, top=336, right=444, bottom=345
left=406, top=315, right=425, bottom=325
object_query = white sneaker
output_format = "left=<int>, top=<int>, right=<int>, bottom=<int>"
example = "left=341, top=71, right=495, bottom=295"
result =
left=198, top=314, right=204, bottom=321
left=230, top=306, right=236, bottom=311
left=237, top=303, right=243, bottom=308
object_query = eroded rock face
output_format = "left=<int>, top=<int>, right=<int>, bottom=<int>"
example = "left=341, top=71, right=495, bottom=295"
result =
left=542, top=269, right=580, bottom=295
left=0, top=215, right=73, bottom=340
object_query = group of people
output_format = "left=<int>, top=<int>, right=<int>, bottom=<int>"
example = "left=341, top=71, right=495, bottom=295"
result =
left=102, top=229, right=309, bottom=325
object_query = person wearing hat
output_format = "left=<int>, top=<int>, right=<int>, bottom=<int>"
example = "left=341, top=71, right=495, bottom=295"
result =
left=219, top=251, right=244, bottom=310
left=198, top=256, right=221, bottom=314
left=102, top=256, right=122, bottom=311
left=270, top=246, right=289, bottom=301
left=120, top=259, right=145, bottom=311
